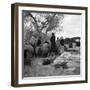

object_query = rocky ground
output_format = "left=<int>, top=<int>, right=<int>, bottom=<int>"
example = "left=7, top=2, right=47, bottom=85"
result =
left=24, top=50, right=80, bottom=77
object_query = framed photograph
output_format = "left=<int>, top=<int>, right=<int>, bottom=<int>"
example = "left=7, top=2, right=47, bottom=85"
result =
left=11, top=3, right=88, bottom=87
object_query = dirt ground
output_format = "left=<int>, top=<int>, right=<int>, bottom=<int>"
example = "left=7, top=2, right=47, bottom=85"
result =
left=24, top=50, right=80, bottom=77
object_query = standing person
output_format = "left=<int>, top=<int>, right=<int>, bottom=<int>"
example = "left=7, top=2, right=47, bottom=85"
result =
left=60, top=36, right=64, bottom=54
left=36, top=36, right=42, bottom=57
left=37, top=36, right=41, bottom=46
left=50, top=33, right=56, bottom=54
left=60, top=36, right=64, bottom=46
left=56, top=37, right=61, bottom=54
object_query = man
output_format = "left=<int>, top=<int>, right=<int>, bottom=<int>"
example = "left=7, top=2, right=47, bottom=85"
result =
left=36, top=36, right=42, bottom=57
left=37, top=36, right=41, bottom=46
left=50, top=33, right=56, bottom=53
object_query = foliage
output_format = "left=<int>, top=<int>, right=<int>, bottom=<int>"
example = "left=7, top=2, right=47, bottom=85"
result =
left=23, top=11, right=64, bottom=44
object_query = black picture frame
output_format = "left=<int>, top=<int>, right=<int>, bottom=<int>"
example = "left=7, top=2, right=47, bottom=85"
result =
left=11, top=3, right=88, bottom=87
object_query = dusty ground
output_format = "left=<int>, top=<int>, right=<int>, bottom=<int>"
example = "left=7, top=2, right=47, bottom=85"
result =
left=24, top=50, right=80, bottom=77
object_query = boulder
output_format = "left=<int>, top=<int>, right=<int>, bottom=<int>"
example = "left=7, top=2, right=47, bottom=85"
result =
left=41, top=43, right=49, bottom=57
left=24, top=44, right=34, bottom=58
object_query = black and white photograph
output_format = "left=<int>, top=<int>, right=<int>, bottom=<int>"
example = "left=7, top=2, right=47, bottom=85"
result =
left=11, top=3, right=87, bottom=87
left=23, top=11, right=81, bottom=77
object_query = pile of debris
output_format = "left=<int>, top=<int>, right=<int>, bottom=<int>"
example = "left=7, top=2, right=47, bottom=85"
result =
left=38, top=51, right=80, bottom=76
left=53, top=52, right=80, bottom=74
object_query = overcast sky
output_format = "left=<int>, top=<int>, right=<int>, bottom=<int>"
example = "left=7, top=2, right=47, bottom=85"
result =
left=55, top=14, right=82, bottom=38
left=24, top=11, right=82, bottom=39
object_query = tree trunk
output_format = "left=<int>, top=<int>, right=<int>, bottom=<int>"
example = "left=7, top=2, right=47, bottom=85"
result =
left=29, top=13, right=40, bottom=33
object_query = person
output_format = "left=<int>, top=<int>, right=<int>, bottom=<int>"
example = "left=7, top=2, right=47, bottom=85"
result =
left=50, top=33, right=56, bottom=53
left=56, top=37, right=61, bottom=54
left=37, top=36, right=41, bottom=46
left=56, top=37, right=60, bottom=47
left=60, top=36, right=64, bottom=46
left=60, top=36, right=64, bottom=53
left=36, top=36, right=42, bottom=57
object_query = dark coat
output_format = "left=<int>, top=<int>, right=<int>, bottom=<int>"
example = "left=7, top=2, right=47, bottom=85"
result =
left=37, top=39, right=41, bottom=46
left=50, top=35, right=56, bottom=52
left=60, top=39, right=64, bottom=46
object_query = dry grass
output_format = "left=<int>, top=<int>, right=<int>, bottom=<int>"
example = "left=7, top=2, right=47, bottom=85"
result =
left=24, top=48, right=80, bottom=77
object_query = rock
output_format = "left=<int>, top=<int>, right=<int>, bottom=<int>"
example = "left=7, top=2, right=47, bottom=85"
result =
left=67, top=61, right=79, bottom=68
left=60, top=52, right=72, bottom=59
left=67, top=62, right=74, bottom=67
left=41, top=43, right=49, bottom=57
left=24, top=44, right=34, bottom=58
left=54, top=62, right=68, bottom=69
left=42, top=59, right=52, bottom=65
left=67, top=67, right=76, bottom=71
left=53, top=57, right=65, bottom=65
left=53, top=55, right=68, bottom=69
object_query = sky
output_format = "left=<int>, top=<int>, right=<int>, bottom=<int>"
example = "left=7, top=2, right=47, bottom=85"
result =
left=24, top=12, right=82, bottom=39
left=55, top=14, right=82, bottom=38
